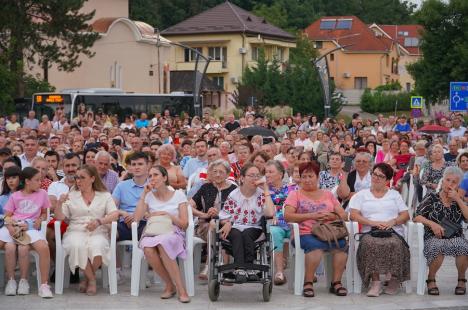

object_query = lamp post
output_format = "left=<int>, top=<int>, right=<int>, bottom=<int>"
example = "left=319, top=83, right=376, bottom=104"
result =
left=313, top=33, right=359, bottom=118
left=155, top=29, right=211, bottom=117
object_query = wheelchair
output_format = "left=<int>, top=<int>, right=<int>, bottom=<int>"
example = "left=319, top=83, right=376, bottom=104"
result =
left=207, top=216, right=274, bottom=302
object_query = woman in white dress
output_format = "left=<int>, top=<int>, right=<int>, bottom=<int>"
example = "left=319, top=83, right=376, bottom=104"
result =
left=135, top=165, right=190, bottom=303
left=55, top=165, right=119, bottom=295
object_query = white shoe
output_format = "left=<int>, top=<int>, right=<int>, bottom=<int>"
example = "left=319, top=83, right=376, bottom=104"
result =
left=5, top=279, right=17, bottom=296
left=198, top=264, right=208, bottom=280
left=17, top=279, right=30, bottom=295
left=38, top=283, right=54, bottom=298
left=116, top=269, right=125, bottom=285
left=366, top=280, right=382, bottom=297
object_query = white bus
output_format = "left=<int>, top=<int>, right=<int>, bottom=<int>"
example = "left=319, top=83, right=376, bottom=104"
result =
left=32, top=88, right=202, bottom=121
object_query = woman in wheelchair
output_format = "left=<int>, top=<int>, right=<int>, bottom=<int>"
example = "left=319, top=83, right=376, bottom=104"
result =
left=284, top=162, right=348, bottom=297
left=218, top=163, right=275, bottom=282
left=135, top=166, right=190, bottom=303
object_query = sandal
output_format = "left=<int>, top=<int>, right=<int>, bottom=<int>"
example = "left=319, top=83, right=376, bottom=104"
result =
left=426, top=279, right=439, bottom=295
left=303, top=281, right=315, bottom=297
left=79, top=279, right=88, bottom=293
left=329, top=281, right=347, bottom=296
left=160, top=290, right=177, bottom=299
left=455, top=278, right=466, bottom=295
left=86, top=280, right=97, bottom=296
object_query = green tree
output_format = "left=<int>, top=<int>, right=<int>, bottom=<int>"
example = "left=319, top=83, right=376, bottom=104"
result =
left=407, top=0, right=468, bottom=109
left=0, top=0, right=98, bottom=97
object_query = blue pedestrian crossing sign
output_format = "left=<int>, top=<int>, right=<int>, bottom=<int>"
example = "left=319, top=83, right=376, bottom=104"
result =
left=410, top=96, right=423, bottom=109
left=450, top=82, right=468, bottom=112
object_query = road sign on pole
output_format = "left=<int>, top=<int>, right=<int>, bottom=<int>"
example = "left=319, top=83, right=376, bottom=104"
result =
left=410, top=96, right=423, bottom=109
left=450, top=82, right=468, bottom=112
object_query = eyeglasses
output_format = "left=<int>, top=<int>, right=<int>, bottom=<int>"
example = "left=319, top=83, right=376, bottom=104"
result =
left=356, top=160, right=369, bottom=163
left=245, top=174, right=261, bottom=179
left=371, top=172, right=387, bottom=180
left=74, top=175, right=86, bottom=180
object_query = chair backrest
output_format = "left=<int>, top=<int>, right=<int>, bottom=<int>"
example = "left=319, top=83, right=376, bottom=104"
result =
left=186, top=173, right=197, bottom=194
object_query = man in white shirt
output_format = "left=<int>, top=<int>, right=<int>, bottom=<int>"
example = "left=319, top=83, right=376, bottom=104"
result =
left=274, top=138, right=292, bottom=162
left=294, top=130, right=314, bottom=152
left=449, top=117, right=466, bottom=142
left=19, top=136, right=43, bottom=168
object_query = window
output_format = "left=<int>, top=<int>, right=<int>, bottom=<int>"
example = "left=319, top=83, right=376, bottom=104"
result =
left=354, top=77, right=368, bottom=89
left=404, top=37, right=419, bottom=47
left=209, top=47, right=228, bottom=67
left=314, top=41, right=323, bottom=49
left=212, top=76, right=224, bottom=88
left=319, top=19, right=336, bottom=30
left=406, top=83, right=411, bottom=92
left=336, top=19, right=352, bottom=30
left=184, top=47, right=202, bottom=62
left=274, top=47, right=285, bottom=61
left=397, top=31, right=409, bottom=36
left=330, top=53, right=334, bottom=61
left=252, top=46, right=259, bottom=61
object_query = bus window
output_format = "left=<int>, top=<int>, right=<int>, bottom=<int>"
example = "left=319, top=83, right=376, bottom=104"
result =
left=33, top=94, right=72, bottom=120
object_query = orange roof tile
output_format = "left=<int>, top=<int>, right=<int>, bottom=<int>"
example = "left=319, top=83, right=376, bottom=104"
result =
left=377, top=24, right=423, bottom=55
left=304, top=16, right=393, bottom=53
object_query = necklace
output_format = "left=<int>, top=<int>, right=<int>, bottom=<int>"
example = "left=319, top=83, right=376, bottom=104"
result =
left=82, top=191, right=95, bottom=205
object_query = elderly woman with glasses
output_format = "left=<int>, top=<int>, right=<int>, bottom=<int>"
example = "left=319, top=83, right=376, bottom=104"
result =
left=414, top=166, right=468, bottom=295
left=218, top=163, right=275, bottom=282
left=349, top=163, right=410, bottom=297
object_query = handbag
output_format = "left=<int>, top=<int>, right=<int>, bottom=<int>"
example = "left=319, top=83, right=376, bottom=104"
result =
left=143, top=215, right=174, bottom=237
left=311, top=211, right=349, bottom=247
left=440, top=217, right=461, bottom=239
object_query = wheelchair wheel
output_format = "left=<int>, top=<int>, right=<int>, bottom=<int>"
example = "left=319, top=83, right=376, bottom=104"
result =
left=208, top=279, right=220, bottom=301
left=262, top=281, right=272, bottom=302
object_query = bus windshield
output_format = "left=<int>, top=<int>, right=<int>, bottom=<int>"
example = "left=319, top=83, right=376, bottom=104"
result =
left=33, top=94, right=72, bottom=120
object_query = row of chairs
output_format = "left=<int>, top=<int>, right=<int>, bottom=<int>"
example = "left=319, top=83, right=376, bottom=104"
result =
left=0, top=217, right=445, bottom=297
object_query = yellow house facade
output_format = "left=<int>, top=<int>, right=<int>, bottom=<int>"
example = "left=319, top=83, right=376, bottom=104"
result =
left=162, top=1, right=296, bottom=109
left=305, top=16, right=422, bottom=103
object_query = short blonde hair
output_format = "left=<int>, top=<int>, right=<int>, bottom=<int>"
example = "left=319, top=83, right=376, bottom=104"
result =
left=156, top=144, right=177, bottom=162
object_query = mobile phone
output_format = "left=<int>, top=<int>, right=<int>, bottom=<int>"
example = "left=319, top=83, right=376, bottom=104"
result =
left=112, top=139, right=122, bottom=146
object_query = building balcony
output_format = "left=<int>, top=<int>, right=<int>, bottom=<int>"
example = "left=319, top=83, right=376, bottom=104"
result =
left=175, top=60, right=229, bottom=73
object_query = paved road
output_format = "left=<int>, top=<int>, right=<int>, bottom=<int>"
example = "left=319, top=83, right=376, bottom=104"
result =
left=2, top=254, right=467, bottom=310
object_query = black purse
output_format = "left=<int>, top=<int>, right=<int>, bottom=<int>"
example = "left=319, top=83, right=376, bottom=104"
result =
left=440, top=217, right=461, bottom=239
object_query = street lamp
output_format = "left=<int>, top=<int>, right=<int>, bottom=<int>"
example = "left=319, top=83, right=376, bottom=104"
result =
left=155, top=29, right=211, bottom=117
left=313, top=33, right=359, bottom=118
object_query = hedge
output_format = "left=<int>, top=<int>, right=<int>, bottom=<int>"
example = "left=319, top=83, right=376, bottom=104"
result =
left=360, top=89, right=413, bottom=113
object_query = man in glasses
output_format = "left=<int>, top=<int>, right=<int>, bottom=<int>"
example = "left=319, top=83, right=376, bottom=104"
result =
left=340, top=151, right=373, bottom=209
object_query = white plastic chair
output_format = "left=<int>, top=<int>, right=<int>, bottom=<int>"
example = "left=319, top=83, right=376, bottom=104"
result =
left=129, top=206, right=195, bottom=297
left=0, top=221, right=47, bottom=289
left=54, top=220, right=118, bottom=295
left=289, top=221, right=355, bottom=295
left=186, top=173, right=198, bottom=195
left=353, top=221, right=415, bottom=294
left=415, top=222, right=428, bottom=295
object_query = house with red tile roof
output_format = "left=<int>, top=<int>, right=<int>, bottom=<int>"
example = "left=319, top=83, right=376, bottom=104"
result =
left=304, top=16, right=421, bottom=103
left=369, top=24, right=423, bottom=91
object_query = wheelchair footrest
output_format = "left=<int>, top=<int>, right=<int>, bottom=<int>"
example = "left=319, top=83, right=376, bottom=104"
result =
left=218, top=263, right=269, bottom=273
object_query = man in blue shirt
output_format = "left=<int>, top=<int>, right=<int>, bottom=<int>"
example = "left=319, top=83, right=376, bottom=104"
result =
left=135, top=112, right=149, bottom=129
left=394, top=116, right=411, bottom=133
left=183, top=139, right=208, bottom=178
left=113, top=152, right=149, bottom=241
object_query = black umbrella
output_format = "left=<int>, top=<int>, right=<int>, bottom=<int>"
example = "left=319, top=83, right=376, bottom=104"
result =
left=238, top=126, right=278, bottom=139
